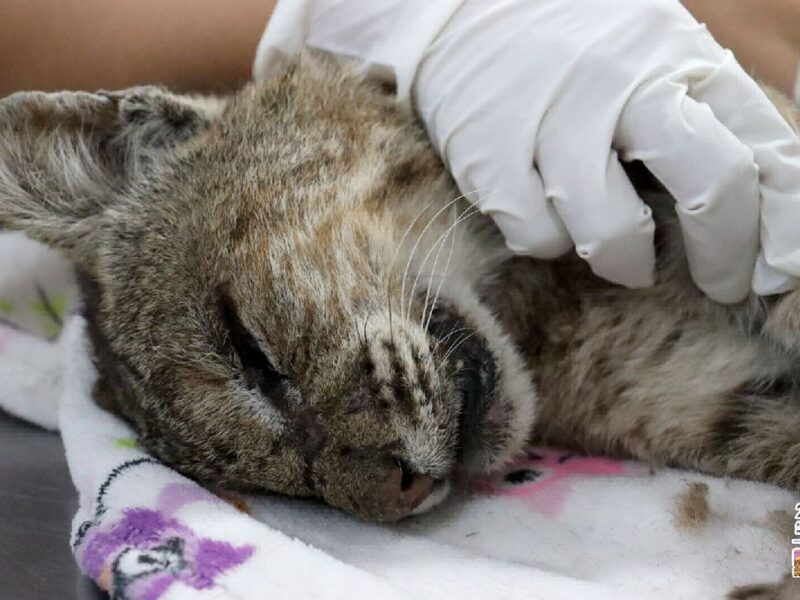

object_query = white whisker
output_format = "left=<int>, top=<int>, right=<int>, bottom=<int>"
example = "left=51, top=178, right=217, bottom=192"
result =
left=400, top=189, right=486, bottom=322
left=430, top=326, right=473, bottom=353
left=418, top=202, right=465, bottom=329
left=389, top=195, right=441, bottom=323
left=437, top=331, right=478, bottom=373
left=422, top=204, right=481, bottom=330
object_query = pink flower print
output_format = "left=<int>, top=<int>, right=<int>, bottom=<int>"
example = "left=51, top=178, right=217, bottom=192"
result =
left=472, top=447, right=645, bottom=519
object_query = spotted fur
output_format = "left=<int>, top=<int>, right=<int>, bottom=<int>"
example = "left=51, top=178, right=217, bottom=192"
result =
left=1, top=55, right=799, bottom=521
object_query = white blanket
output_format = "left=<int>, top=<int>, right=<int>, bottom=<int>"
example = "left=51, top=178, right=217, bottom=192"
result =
left=1, top=230, right=798, bottom=599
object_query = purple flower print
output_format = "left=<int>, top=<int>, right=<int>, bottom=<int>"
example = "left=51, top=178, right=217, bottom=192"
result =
left=74, top=462, right=255, bottom=600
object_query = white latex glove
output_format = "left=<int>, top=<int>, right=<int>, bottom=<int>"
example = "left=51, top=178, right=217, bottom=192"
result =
left=254, top=0, right=800, bottom=303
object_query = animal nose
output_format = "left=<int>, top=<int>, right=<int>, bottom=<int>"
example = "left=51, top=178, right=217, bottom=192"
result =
left=381, top=461, right=435, bottom=517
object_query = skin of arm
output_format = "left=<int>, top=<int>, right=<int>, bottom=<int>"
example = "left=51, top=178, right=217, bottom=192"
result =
left=0, top=0, right=796, bottom=96
left=684, top=0, right=800, bottom=96
left=0, top=0, right=276, bottom=96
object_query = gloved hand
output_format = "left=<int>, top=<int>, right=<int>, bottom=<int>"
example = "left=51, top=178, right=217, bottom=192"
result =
left=254, top=0, right=800, bottom=303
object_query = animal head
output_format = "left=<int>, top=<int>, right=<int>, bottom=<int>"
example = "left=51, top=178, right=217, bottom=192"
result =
left=0, top=56, right=536, bottom=521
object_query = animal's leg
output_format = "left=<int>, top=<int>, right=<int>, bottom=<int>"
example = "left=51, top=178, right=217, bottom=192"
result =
left=533, top=306, right=800, bottom=490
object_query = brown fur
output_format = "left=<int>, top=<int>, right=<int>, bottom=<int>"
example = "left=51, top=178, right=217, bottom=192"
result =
left=673, top=481, right=711, bottom=529
left=1, top=54, right=799, bottom=522
left=728, top=577, right=800, bottom=600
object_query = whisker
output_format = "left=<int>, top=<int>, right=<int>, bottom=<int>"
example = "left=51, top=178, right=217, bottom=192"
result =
left=421, top=204, right=481, bottom=330
left=437, top=331, right=478, bottom=373
left=388, top=195, right=443, bottom=320
left=430, top=326, right=473, bottom=354
left=388, top=291, right=395, bottom=347
left=363, top=308, right=373, bottom=350
left=422, top=206, right=461, bottom=330
left=352, top=313, right=367, bottom=351
left=400, top=189, right=487, bottom=322
left=399, top=189, right=485, bottom=321
left=418, top=202, right=462, bottom=329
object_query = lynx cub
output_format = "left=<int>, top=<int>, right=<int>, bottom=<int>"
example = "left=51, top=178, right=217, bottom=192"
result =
left=1, top=55, right=799, bottom=522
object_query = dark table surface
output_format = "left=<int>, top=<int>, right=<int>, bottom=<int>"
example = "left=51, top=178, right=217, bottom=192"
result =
left=0, top=410, right=107, bottom=600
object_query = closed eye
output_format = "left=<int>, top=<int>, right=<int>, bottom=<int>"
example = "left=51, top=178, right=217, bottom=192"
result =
left=219, top=294, right=286, bottom=399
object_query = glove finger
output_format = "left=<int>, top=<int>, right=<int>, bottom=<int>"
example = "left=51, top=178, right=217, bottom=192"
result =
left=460, top=163, right=572, bottom=259
left=753, top=252, right=800, bottom=296
left=539, top=145, right=656, bottom=289
left=689, top=51, right=800, bottom=289
left=617, top=75, right=760, bottom=303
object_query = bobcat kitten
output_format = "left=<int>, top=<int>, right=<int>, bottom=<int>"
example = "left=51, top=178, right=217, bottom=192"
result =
left=1, top=55, right=799, bottom=522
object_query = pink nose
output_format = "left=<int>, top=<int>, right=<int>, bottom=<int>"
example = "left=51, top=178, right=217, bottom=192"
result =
left=380, top=465, right=435, bottom=518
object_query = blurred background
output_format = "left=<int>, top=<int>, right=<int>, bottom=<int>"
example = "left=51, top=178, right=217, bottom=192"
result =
left=0, top=0, right=798, bottom=100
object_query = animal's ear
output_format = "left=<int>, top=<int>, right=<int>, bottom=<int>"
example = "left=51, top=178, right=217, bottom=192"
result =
left=0, top=87, right=224, bottom=257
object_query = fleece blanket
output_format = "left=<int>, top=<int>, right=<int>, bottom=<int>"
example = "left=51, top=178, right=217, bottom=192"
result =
left=1, top=230, right=800, bottom=599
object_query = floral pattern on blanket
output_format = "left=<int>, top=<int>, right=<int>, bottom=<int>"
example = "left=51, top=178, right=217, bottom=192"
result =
left=0, top=229, right=78, bottom=339
left=2, top=231, right=796, bottom=598
left=472, top=447, right=649, bottom=518
left=0, top=284, right=69, bottom=339
left=73, top=461, right=255, bottom=600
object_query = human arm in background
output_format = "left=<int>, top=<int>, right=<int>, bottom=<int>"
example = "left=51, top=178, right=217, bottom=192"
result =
left=1, top=0, right=795, bottom=97
left=684, top=0, right=800, bottom=101
left=0, top=0, right=275, bottom=95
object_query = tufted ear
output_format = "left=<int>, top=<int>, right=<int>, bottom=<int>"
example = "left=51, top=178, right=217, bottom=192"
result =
left=0, top=87, right=224, bottom=258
